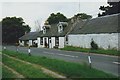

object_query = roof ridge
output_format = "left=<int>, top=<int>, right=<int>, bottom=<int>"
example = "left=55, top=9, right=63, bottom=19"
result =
left=91, top=13, right=120, bottom=20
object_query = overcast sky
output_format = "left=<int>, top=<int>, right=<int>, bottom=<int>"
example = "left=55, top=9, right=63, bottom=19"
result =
left=1, top=0, right=108, bottom=32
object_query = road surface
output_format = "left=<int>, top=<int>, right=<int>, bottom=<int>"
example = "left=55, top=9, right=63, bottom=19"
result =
left=3, top=45, right=119, bottom=76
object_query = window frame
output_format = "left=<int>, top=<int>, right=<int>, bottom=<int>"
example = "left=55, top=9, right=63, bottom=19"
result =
left=55, top=37, right=59, bottom=46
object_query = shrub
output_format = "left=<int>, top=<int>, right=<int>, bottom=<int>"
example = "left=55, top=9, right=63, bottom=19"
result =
left=91, top=40, right=98, bottom=50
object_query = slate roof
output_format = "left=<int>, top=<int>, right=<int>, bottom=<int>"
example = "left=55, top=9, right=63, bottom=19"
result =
left=69, top=13, right=120, bottom=34
left=21, top=13, right=119, bottom=39
left=39, top=21, right=73, bottom=37
left=19, top=31, right=43, bottom=40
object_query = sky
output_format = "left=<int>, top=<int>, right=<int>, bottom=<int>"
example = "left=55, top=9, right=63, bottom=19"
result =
left=0, top=0, right=108, bottom=32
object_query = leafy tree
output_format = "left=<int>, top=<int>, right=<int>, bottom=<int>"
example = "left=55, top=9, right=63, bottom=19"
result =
left=74, top=13, right=92, bottom=19
left=2, top=17, right=31, bottom=44
left=98, top=0, right=120, bottom=17
left=47, top=12, right=68, bottom=24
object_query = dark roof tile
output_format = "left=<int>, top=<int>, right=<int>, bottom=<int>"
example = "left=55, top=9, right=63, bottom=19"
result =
left=70, top=13, right=120, bottom=34
left=19, top=31, right=42, bottom=40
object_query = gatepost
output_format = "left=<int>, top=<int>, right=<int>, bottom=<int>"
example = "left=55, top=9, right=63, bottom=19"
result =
left=88, top=51, right=92, bottom=68
left=28, top=46, right=31, bottom=56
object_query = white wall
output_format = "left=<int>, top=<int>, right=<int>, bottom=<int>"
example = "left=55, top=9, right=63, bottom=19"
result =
left=59, top=37, right=65, bottom=48
left=29, top=40, right=33, bottom=46
left=37, top=37, right=40, bottom=48
left=43, top=37, right=48, bottom=47
left=38, top=37, right=55, bottom=48
left=33, top=40, right=37, bottom=44
left=51, top=37, right=65, bottom=48
left=19, top=40, right=24, bottom=46
left=37, top=37, right=44, bottom=48
left=68, top=33, right=119, bottom=50
left=118, top=33, right=120, bottom=50
left=51, top=37, right=55, bottom=48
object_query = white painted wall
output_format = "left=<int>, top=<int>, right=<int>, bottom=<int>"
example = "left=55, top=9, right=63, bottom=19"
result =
left=68, top=33, right=119, bottom=50
left=19, top=40, right=24, bottom=46
left=37, top=37, right=44, bottom=48
left=37, top=37, right=40, bottom=48
left=118, top=33, right=120, bottom=50
left=59, top=37, right=65, bottom=48
left=29, top=40, right=32, bottom=46
left=33, top=40, right=37, bottom=44
left=43, top=37, right=48, bottom=47
left=49, top=38, right=52, bottom=48
left=37, top=36, right=66, bottom=49
left=51, top=37, right=55, bottom=48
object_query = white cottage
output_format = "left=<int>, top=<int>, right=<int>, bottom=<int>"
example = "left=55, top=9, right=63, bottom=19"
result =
left=19, top=32, right=40, bottom=47
left=68, top=13, right=120, bottom=50
left=37, top=21, right=74, bottom=48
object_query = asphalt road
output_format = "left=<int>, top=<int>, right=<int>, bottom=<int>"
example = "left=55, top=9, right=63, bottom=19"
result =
left=3, top=45, right=119, bottom=76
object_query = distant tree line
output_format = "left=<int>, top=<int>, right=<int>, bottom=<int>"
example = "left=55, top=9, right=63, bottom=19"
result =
left=46, top=12, right=92, bottom=24
left=98, top=0, right=120, bottom=17
left=1, top=13, right=91, bottom=45
left=2, top=17, right=31, bottom=44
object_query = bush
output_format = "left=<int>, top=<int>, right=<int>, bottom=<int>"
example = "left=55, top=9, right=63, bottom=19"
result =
left=91, top=40, right=98, bottom=50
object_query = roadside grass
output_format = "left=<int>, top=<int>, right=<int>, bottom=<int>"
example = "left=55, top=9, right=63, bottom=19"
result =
left=2, top=54, right=52, bottom=78
left=2, top=65, right=17, bottom=78
left=2, top=50, right=117, bottom=78
left=60, top=46, right=119, bottom=56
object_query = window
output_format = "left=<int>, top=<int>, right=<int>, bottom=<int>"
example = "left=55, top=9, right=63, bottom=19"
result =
left=44, top=38, right=48, bottom=47
left=66, top=36, right=68, bottom=41
left=58, top=24, right=63, bottom=33
left=65, top=36, right=68, bottom=45
left=20, top=40, right=22, bottom=43
left=49, top=37, right=51, bottom=43
left=55, top=37, right=59, bottom=46
left=43, top=27, right=46, bottom=34
left=40, top=37, right=43, bottom=45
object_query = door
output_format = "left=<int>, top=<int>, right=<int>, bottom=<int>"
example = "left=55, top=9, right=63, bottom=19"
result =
left=44, top=38, right=47, bottom=48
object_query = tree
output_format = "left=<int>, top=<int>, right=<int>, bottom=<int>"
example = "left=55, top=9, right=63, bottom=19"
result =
left=98, top=0, right=120, bottom=17
left=2, top=17, right=31, bottom=44
left=47, top=12, right=68, bottom=24
left=74, top=13, right=92, bottom=19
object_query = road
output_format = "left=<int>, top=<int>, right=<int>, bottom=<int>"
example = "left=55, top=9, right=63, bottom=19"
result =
left=3, top=45, right=119, bottom=76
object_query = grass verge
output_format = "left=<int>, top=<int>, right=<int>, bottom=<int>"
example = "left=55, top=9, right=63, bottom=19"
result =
left=2, top=65, right=17, bottom=78
left=60, top=46, right=119, bottom=56
left=2, top=54, right=51, bottom=78
left=2, top=50, right=117, bottom=78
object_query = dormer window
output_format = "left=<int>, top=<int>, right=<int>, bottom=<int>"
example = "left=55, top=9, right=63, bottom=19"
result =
left=43, top=26, right=46, bottom=34
left=57, top=22, right=68, bottom=33
left=58, top=24, right=63, bottom=33
left=42, top=25, right=51, bottom=34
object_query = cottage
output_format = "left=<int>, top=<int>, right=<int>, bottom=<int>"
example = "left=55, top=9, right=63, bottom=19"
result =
left=37, top=21, right=74, bottom=48
left=68, top=13, right=120, bottom=50
left=19, top=32, right=41, bottom=47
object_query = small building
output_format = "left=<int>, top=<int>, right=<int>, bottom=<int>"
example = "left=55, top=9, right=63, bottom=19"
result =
left=19, top=32, right=41, bottom=47
left=68, top=13, right=120, bottom=50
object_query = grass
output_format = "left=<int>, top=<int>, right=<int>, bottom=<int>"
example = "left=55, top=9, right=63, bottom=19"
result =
left=2, top=65, right=17, bottom=78
left=2, top=54, right=51, bottom=78
left=60, top=46, right=119, bottom=56
left=2, top=50, right=117, bottom=78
